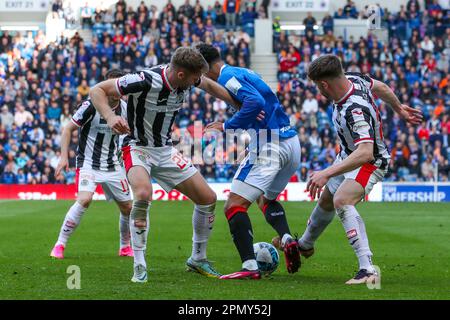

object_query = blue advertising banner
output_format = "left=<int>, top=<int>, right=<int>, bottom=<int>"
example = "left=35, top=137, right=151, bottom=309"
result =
left=383, top=183, right=450, bottom=202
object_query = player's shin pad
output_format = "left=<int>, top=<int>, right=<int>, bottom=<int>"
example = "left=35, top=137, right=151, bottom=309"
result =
left=130, top=200, right=150, bottom=251
left=226, top=207, right=255, bottom=263
left=262, top=200, right=291, bottom=238
left=192, top=203, right=216, bottom=243
left=191, top=203, right=216, bottom=261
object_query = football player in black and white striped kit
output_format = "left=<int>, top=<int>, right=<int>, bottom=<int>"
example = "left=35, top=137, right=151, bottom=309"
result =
left=90, top=47, right=239, bottom=282
left=50, top=69, right=134, bottom=260
left=300, top=55, right=422, bottom=285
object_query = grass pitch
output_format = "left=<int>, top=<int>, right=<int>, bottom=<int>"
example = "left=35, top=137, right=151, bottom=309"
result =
left=0, top=200, right=448, bottom=300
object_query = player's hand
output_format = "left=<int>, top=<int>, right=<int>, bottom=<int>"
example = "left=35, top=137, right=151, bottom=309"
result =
left=55, top=157, right=69, bottom=177
left=107, top=115, right=130, bottom=134
left=306, top=171, right=330, bottom=200
left=204, top=121, right=224, bottom=132
left=256, top=110, right=265, bottom=122
left=398, top=104, right=423, bottom=125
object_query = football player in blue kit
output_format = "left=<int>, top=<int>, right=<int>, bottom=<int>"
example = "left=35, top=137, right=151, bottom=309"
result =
left=197, top=43, right=302, bottom=279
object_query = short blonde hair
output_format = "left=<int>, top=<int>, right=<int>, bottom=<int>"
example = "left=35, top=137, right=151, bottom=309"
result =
left=170, top=47, right=209, bottom=74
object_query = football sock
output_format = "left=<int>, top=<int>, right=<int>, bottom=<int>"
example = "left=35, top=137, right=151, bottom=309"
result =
left=130, top=200, right=150, bottom=268
left=299, top=204, right=335, bottom=249
left=242, top=259, right=259, bottom=271
left=262, top=201, right=291, bottom=241
left=56, top=201, right=87, bottom=246
left=119, top=212, right=131, bottom=248
left=225, top=207, right=256, bottom=268
left=336, top=205, right=375, bottom=273
left=191, top=203, right=216, bottom=261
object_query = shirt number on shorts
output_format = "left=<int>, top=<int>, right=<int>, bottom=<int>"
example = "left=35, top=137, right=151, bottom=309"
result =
left=120, top=179, right=129, bottom=193
left=172, top=152, right=188, bottom=170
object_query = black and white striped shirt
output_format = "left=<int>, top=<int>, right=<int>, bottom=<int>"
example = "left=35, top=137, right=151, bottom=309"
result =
left=115, top=65, right=198, bottom=148
left=332, top=72, right=391, bottom=170
left=72, top=99, right=127, bottom=171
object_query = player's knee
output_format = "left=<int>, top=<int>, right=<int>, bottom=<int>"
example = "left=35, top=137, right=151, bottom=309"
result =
left=318, top=196, right=334, bottom=212
left=77, top=196, right=92, bottom=208
left=119, top=201, right=132, bottom=215
left=208, top=192, right=217, bottom=205
left=256, top=196, right=267, bottom=210
left=333, top=195, right=351, bottom=211
left=133, top=187, right=152, bottom=201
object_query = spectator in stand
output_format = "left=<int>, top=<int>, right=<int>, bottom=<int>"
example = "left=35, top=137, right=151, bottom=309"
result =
left=223, top=0, right=240, bottom=31
left=322, top=14, right=334, bottom=34
left=343, top=0, right=358, bottom=18
left=80, top=2, right=94, bottom=29
left=303, top=12, right=317, bottom=33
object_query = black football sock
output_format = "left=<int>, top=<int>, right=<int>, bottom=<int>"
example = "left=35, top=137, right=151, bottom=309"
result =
left=225, top=207, right=255, bottom=264
left=263, top=201, right=291, bottom=238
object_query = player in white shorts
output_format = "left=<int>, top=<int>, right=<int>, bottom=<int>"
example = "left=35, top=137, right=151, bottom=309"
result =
left=90, top=47, right=240, bottom=282
left=50, top=69, right=133, bottom=259
left=197, top=43, right=302, bottom=280
left=298, top=55, right=422, bottom=285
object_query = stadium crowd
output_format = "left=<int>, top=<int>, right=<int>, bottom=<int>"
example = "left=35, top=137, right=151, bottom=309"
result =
left=0, top=0, right=449, bottom=185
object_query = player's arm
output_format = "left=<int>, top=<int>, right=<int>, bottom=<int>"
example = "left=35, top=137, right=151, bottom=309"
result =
left=90, top=79, right=130, bottom=134
left=370, top=78, right=422, bottom=125
left=307, top=142, right=374, bottom=199
left=197, top=76, right=241, bottom=108
left=323, top=142, right=374, bottom=178
left=55, top=121, right=78, bottom=177
left=307, top=105, right=375, bottom=199
left=90, top=72, right=151, bottom=134
left=208, top=77, right=265, bottom=131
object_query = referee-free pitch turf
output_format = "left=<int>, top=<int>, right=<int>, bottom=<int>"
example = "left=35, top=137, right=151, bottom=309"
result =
left=0, top=200, right=448, bottom=299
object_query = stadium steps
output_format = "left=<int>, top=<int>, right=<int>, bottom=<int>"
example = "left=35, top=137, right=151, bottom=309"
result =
left=77, top=28, right=93, bottom=45
left=250, top=54, right=279, bottom=92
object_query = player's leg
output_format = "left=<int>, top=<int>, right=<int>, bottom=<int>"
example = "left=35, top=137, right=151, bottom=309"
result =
left=122, top=145, right=153, bottom=283
left=51, top=168, right=97, bottom=259
left=221, top=190, right=262, bottom=279
left=116, top=200, right=133, bottom=256
left=257, top=195, right=301, bottom=273
left=296, top=186, right=335, bottom=258
left=50, top=191, right=93, bottom=259
left=127, top=165, right=152, bottom=283
left=220, top=144, right=281, bottom=279
left=258, top=135, right=301, bottom=273
left=333, top=178, right=377, bottom=285
left=100, top=170, right=134, bottom=257
left=173, top=172, right=221, bottom=278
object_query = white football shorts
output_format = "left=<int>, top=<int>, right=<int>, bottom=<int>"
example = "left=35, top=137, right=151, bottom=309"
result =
left=231, top=136, right=301, bottom=202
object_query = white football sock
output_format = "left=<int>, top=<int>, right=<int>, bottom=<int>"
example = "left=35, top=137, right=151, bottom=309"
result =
left=281, top=233, right=293, bottom=247
left=119, top=212, right=131, bottom=249
left=56, top=201, right=87, bottom=246
left=191, top=203, right=215, bottom=261
left=336, top=205, right=375, bottom=273
left=130, top=200, right=150, bottom=268
left=299, top=204, right=335, bottom=249
left=242, top=259, right=259, bottom=271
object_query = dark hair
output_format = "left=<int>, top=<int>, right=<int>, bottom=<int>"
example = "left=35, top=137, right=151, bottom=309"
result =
left=105, top=68, right=125, bottom=80
left=307, top=54, right=344, bottom=81
left=170, top=47, right=209, bottom=73
left=195, top=43, right=221, bottom=67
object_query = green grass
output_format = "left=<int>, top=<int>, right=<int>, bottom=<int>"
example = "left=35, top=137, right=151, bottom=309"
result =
left=0, top=200, right=449, bottom=299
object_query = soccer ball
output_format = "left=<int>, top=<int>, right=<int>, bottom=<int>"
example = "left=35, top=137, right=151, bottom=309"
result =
left=253, top=242, right=280, bottom=275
